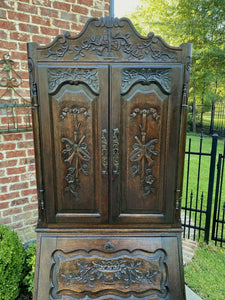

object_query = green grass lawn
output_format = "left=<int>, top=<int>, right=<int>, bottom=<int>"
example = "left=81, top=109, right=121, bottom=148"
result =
left=184, top=243, right=225, bottom=300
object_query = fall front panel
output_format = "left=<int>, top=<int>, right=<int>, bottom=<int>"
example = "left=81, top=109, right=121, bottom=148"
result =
left=110, top=65, right=183, bottom=224
left=37, top=65, right=108, bottom=224
left=34, top=231, right=185, bottom=300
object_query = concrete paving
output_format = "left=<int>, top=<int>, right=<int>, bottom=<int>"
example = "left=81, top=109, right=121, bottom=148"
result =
left=182, top=238, right=197, bottom=265
left=183, top=239, right=202, bottom=300
left=186, top=285, right=202, bottom=300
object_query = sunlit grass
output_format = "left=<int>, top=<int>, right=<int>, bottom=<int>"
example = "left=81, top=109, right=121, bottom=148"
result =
left=191, top=107, right=225, bottom=129
left=184, top=243, right=225, bottom=300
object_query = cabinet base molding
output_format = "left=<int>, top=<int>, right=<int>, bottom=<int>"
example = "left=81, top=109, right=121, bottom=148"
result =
left=33, top=230, right=186, bottom=300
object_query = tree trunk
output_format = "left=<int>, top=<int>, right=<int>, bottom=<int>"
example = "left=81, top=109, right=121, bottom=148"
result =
left=210, top=79, right=218, bottom=135
left=192, top=80, right=196, bottom=133
left=210, top=100, right=215, bottom=134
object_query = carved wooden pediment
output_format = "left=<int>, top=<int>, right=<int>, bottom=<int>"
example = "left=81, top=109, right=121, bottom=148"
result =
left=34, top=17, right=183, bottom=62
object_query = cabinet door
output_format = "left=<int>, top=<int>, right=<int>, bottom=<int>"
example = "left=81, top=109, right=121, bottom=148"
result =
left=110, top=65, right=184, bottom=225
left=36, top=65, right=108, bottom=225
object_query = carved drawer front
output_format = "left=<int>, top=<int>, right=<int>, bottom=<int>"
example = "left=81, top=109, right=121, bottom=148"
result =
left=34, top=233, right=184, bottom=299
left=50, top=247, right=167, bottom=299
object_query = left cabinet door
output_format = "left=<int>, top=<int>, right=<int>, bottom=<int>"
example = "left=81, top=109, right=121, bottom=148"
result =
left=36, top=65, right=109, bottom=225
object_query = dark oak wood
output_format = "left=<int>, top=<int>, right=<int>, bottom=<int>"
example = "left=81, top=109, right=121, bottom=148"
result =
left=36, top=66, right=109, bottom=225
left=34, top=230, right=185, bottom=300
left=110, top=65, right=184, bottom=225
left=28, top=16, right=192, bottom=300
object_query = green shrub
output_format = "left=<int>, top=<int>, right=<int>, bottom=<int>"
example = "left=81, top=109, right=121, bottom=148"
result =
left=22, top=243, right=36, bottom=294
left=0, top=224, right=25, bottom=300
left=187, top=111, right=193, bottom=132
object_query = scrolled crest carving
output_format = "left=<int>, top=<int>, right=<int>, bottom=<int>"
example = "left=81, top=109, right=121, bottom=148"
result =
left=48, top=68, right=99, bottom=94
left=121, top=68, right=172, bottom=95
left=95, top=16, right=124, bottom=28
left=43, top=31, right=70, bottom=60
left=40, top=17, right=181, bottom=62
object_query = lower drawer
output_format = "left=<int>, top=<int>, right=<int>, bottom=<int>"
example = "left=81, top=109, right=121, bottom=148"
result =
left=34, top=231, right=185, bottom=300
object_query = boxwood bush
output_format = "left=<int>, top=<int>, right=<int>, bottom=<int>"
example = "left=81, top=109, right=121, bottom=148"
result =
left=22, top=243, right=36, bottom=294
left=0, top=224, right=25, bottom=300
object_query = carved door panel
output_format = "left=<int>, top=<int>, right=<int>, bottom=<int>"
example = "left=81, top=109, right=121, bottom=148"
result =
left=110, top=65, right=184, bottom=224
left=37, top=65, right=108, bottom=224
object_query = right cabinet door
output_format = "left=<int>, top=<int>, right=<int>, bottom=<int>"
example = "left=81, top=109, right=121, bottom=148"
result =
left=110, top=65, right=184, bottom=225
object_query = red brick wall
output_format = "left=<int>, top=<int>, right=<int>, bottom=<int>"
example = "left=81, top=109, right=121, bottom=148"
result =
left=0, top=132, right=37, bottom=242
left=0, top=0, right=109, bottom=243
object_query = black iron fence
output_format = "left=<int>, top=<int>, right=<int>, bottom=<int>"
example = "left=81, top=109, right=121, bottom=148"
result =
left=182, top=134, right=225, bottom=246
left=188, top=103, right=225, bottom=137
left=212, top=148, right=225, bottom=246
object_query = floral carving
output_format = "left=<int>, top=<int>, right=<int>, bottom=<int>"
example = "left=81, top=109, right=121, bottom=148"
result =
left=66, top=31, right=175, bottom=61
left=48, top=68, right=99, bottom=95
left=61, top=106, right=91, bottom=198
left=43, top=31, right=70, bottom=60
left=60, top=106, right=89, bottom=120
left=129, top=107, right=159, bottom=197
left=43, top=17, right=177, bottom=62
left=67, top=32, right=142, bottom=60
left=50, top=248, right=168, bottom=298
left=121, top=68, right=172, bottom=95
left=130, top=107, right=160, bottom=121
left=61, top=259, right=157, bottom=288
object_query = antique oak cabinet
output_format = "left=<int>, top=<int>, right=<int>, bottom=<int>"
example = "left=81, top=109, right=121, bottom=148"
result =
left=28, top=17, right=191, bottom=300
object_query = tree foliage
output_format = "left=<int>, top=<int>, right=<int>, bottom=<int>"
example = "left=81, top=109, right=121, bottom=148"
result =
left=129, top=0, right=225, bottom=113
